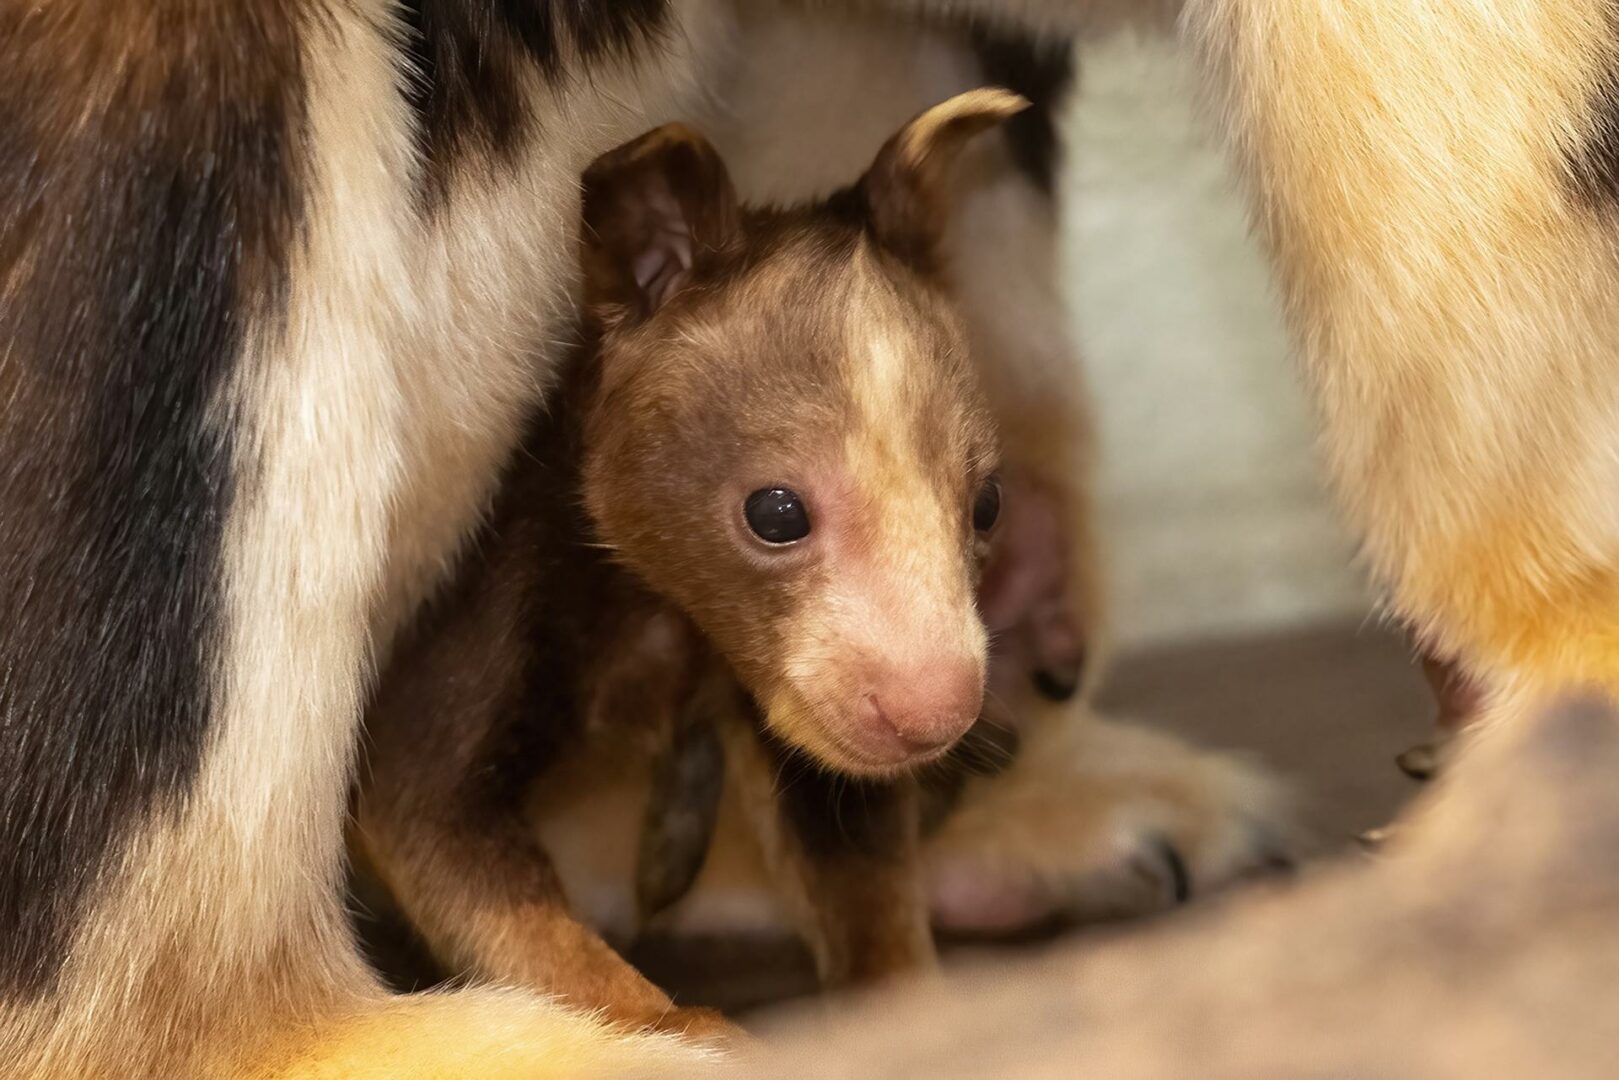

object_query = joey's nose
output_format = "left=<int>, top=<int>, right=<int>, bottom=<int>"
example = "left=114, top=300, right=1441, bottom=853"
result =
left=858, top=658, right=984, bottom=760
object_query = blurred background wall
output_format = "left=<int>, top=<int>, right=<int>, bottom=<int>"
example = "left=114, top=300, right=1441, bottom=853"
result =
left=1064, top=37, right=1373, bottom=651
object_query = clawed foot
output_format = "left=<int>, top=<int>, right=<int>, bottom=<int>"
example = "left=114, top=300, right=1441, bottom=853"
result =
left=921, top=715, right=1300, bottom=935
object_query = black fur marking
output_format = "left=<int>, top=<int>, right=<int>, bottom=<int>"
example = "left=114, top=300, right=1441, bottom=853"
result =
left=1573, top=50, right=1619, bottom=206
left=0, top=7, right=305, bottom=995
left=968, top=25, right=1075, bottom=196
left=917, top=715, right=1021, bottom=835
left=763, top=734, right=912, bottom=862
left=397, top=0, right=671, bottom=205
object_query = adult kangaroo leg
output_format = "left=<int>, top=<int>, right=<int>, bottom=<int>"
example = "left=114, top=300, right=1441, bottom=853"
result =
left=1183, top=0, right=1619, bottom=706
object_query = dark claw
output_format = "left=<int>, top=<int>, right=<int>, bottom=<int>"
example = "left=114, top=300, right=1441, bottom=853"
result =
left=1033, top=668, right=1080, bottom=702
left=1396, top=739, right=1441, bottom=781
left=1150, top=835, right=1192, bottom=904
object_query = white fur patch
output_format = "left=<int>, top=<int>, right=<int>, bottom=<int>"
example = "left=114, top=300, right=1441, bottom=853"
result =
left=13, top=2, right=739, bottom=1074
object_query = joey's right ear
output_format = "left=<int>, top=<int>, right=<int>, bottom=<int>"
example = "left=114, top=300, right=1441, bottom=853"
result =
left=858, top=88, right=1029, bottom=272
left=580, top=123, right=743, bottom=320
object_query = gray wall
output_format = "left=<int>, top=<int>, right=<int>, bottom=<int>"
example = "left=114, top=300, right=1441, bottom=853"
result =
left=1063, top=38, right=1372, bottom=649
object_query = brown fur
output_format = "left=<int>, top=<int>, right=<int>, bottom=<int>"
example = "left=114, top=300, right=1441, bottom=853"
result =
left=358, top=95, right=1022, bottom=1034
left=353, top=351, right=725, bottom=1035
left=693, top=6, right=1296, bottom=950
left=717, top=716, right=937, bottom=988
left=580, top=229, right=997, bottom=776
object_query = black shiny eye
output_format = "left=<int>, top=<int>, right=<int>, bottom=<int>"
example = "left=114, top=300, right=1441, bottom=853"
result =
left=972, top=476, right=1002, bottom=533
left=744, top=488, right=811, bottom=544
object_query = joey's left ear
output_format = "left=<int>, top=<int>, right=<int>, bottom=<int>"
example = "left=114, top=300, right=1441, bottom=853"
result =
left=581, top=123, right=743, bottom=319
left=857, top=87, right=1030, bottom=271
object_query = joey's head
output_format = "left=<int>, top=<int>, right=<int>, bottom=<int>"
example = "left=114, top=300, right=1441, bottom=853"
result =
left=578, top=90, right=1026, bottom=777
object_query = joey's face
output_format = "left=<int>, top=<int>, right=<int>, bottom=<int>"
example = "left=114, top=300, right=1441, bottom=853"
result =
left=577, top=91, right=1027, bottom=776
left=584, top=236, right=998, bottom=777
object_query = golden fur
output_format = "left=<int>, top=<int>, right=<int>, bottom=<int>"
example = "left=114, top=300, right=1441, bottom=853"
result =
left=1182, top=0, right=1619, bottom=704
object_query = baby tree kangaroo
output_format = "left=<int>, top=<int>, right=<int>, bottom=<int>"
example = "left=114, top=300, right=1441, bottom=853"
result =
left=355, top=90, right=1027, bottom=1035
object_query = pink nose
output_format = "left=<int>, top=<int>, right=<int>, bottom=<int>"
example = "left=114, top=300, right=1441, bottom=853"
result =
left=857, top=657, right=984, bottom=761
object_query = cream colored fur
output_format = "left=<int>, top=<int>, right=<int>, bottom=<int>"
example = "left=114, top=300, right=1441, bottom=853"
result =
left=767, top=245, right=992, bottom=770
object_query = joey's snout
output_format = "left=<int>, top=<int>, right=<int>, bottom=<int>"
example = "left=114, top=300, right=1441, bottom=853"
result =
left=742, top=482, right=994, bottom=775
left=854, top=656, right=984, bottom=763
left=763, top=636, right=987, bottom=776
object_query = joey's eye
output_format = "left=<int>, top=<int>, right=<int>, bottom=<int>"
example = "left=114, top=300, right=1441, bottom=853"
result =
left=972, top=475, right=1002, bottom=533
left=744, top=488, right=811, bottom=544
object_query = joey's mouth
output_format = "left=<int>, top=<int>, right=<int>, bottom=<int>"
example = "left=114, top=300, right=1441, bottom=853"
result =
left=763, top=699, right=966, bottom=778
left=823, top=736, right=957, bottom=778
